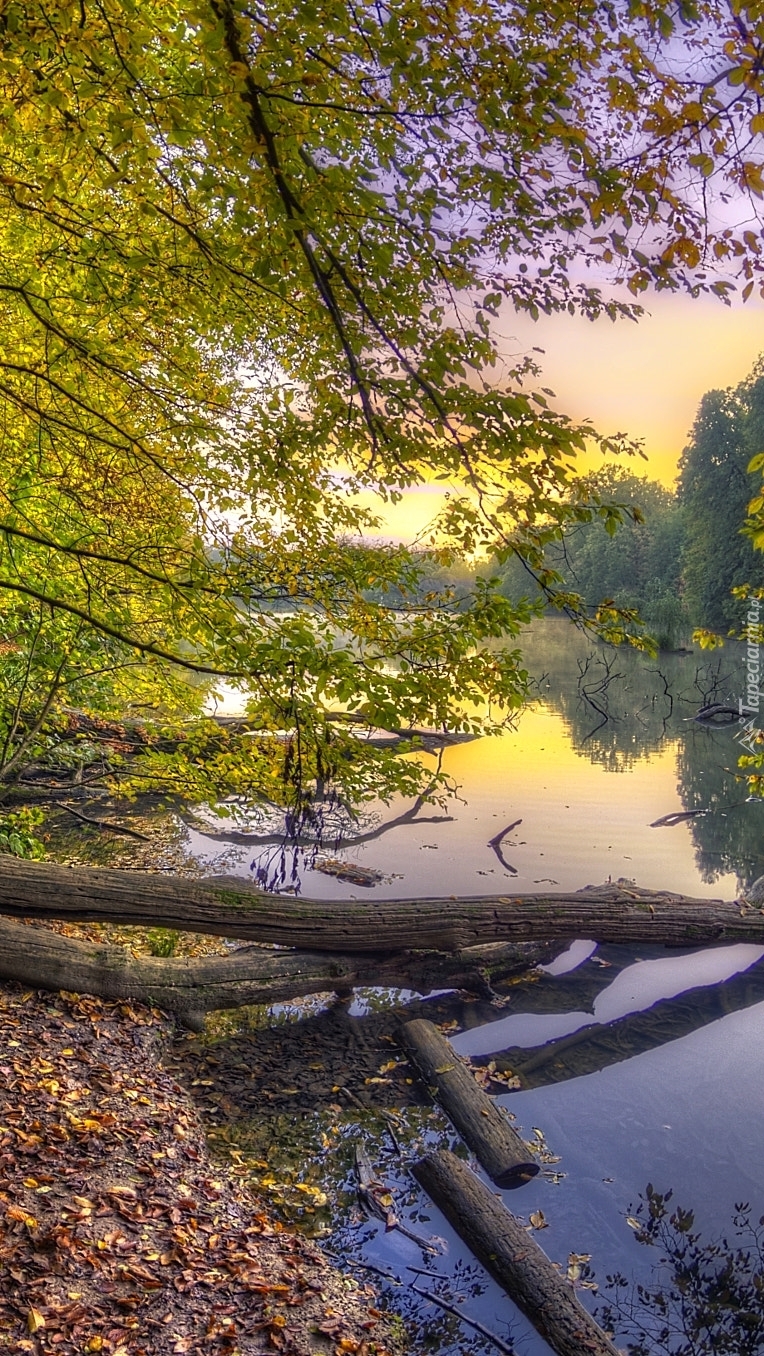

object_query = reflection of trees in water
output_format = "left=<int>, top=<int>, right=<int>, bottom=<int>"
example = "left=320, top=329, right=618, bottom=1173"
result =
left=188, top=782, right=454, bottom=892
left=482, top=949, right=764, bottom=1089
left=529, top=648, right=677, bottom=773
left=674, top=728, right=763, bottom=888
left=520, top=622, right=717, bottom=771
left=520, top=620, right=763, bottom=885
left=599, top=1188, right=764, bottom=1356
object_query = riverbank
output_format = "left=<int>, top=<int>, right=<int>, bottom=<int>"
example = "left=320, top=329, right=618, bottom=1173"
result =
left=0, top=978, right=404, bottom=1356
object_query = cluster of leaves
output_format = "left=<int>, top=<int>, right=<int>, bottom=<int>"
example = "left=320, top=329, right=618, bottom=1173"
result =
left=600, top=1186, right=764, bottom=1356
left=2, top=0, right=764, bottom=813
left=0, top=806, right=46, bottom=859
left=679, top=363, right=764, bottom=636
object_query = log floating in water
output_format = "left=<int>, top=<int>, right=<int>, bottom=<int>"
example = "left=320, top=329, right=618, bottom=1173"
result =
left=413, top=1149, right=620, bottom=1356
left=0, top=858, right=759, bottom=951
left=400, top=1018, right=538, bottom=1187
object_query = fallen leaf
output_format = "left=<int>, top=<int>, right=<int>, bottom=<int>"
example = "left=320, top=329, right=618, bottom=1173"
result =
left=27, top=1308, right=45, bottom=1333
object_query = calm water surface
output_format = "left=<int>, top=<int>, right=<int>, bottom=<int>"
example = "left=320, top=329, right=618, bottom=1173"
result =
left=194, top=620, right=764, bottom=1354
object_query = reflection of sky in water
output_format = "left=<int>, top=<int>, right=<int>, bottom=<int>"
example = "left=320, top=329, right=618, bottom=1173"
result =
left=196, top=624, right=764, bottom=1352
left=187, top=702, right=750, bottom=899
left=493, top=1003, right=764, bottom=1335
left=357, top=992, right=764, bottom=1356
left=456, top=944, right=764, bottom=1055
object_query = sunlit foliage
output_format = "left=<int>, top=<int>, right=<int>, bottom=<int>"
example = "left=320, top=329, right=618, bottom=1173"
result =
left=2, top=0, right=764, bottom=810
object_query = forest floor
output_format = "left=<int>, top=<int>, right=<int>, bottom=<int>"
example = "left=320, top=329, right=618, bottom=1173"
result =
left=0, top=971, right=405, bottom=1356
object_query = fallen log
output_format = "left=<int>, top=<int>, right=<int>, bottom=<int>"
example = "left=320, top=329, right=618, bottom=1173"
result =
left=413, top=1149, right=620, bottom=1356
left=0, top=858, right=760, bottom=951
left=0, top=917, right=552, bottom=1024
left=400, top=1018, right=538, bottom=1187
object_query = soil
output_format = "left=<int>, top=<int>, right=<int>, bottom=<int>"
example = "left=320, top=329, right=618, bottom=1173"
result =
left=0, top=981, right=405, bottom=1356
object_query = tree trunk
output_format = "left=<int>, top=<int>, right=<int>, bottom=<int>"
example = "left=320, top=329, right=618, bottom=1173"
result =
left=0, top=918, right=552, bottom=1024
left=400, top=1019, right=538, bottom=1187
left=0, top=859, right=756, bottom=950
left=413, top=1149, right=620, bottom=1356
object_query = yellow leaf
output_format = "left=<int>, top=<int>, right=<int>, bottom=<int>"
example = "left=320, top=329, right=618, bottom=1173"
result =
left=27, top=1308, right=45, bottom=1333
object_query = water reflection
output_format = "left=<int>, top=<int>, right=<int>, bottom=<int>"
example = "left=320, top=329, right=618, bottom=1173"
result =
left=454, top=946, right=764, bottom=1059
left=180, top=620, right=764, bottom=1355
left=193, top=619, right=764, bottom=897
left=598, top=1187, right=764, bottom=1356
left=519, top=620, right=762, bottom=889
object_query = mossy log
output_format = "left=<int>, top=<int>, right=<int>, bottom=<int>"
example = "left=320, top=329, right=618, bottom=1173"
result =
left=0, top=917, right=552, bottom=1024
left=413, top=1149, right=620, bottom=1356
left=0, top=859, right=759, bottom=951
left=400, top=1019, right=538, bottom=1187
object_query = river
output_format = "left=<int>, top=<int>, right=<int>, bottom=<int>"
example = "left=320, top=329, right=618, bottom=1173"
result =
left=181, top=618, right=764, bottom=1355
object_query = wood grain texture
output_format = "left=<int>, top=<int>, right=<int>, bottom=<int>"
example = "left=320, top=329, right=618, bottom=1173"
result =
left=0, top=859, right=752, bottom=951
left=414, top=1150, right=620, bottom=1356
left=400, top=1019, right=538, bottom=1186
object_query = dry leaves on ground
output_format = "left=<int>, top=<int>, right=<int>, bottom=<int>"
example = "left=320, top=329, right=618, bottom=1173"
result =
left=0, top=983, right=401, bottom=1356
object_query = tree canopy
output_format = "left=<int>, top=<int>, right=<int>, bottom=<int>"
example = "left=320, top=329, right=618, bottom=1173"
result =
left=678, top=372, right=762, bottom=633
left=3, top=0, right=764, bottom=814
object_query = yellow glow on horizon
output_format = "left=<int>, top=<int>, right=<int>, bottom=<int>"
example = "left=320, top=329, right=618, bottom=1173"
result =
left=356, top=291, right=764, bottom=542
left=497, top=292, right=764, bottom=487
left=352, top=482, right=453, bottom=543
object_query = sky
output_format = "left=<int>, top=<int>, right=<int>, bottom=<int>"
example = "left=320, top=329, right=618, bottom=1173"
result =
left=363, top=290, right=764, bottom=542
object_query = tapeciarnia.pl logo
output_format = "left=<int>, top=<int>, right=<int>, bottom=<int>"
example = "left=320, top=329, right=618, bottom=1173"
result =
left=736, top=596, right=762, bottom=754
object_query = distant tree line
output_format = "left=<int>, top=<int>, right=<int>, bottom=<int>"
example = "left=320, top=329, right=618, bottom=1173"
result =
left=493, top=360, right=764, bottom=647
left=367, top=360, right=764, bottom=649
left=499, top=466, right=688, bottom=648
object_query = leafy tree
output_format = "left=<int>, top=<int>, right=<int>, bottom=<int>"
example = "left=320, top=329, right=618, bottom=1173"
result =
left=497, top=469, right=687, bottom=647
left=678, top=386, right=760, bottom=632
left=2, top=0, right=764, bottom=817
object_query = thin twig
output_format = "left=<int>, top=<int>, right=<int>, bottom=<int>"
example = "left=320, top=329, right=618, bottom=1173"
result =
left=54, top=802, right=150, bottom=841
left=409, top=1281, right=516, bottom=1355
